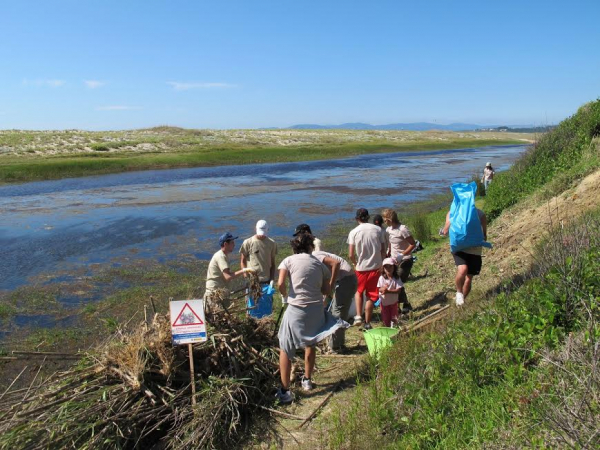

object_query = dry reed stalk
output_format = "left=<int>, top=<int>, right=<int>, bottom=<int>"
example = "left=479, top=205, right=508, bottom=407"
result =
left=0, top=307, right=280, bottom=450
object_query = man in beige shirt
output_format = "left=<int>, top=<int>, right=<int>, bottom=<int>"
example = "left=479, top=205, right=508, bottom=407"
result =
left=205, top=232, right=249, bottom=308
left=239, top=220, right=278, bottom=284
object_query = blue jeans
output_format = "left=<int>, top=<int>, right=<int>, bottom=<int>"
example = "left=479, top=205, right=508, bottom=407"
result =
left=484, top=179, right=492, bottom=193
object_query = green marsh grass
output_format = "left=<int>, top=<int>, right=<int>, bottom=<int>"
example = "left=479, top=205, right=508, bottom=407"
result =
left=0, top=137, right=527, bottom=183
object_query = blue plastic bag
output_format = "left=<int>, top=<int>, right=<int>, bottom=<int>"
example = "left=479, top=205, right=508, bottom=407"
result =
left=449, top=182, right=492, bottom=253
left=247, top=284, right=275, bottom=318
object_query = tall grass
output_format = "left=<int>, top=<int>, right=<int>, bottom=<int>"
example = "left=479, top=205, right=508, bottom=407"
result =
left=404, top=210, right=433, bottom=243
left=468, top=172, right=486, bottom=197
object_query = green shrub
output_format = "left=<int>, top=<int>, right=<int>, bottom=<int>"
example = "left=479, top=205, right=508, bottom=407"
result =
left=485, top=99, right=600, bottom=220
left=404, top=210, right=432, bottom=242
left=90, top=143, right=110, bottom=152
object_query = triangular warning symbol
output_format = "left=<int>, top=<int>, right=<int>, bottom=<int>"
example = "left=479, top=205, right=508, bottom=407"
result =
left=172, top=302, right=204, bottom=327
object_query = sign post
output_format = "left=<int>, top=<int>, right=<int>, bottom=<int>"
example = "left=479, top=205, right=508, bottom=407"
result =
left=169, top=299, right=208, bottom=406
left=188, top=343, right=196, bottom=405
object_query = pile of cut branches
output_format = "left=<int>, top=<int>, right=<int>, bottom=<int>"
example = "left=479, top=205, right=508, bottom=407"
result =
left=0, top=307, right=279, bottom=449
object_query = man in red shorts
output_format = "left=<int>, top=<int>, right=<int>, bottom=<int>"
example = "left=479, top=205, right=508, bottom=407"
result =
left=348, top=208, right=386, bottom=329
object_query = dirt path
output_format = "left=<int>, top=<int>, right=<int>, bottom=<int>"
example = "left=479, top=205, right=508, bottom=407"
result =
left=259, top=327, right=368, bottom=449
left=258, top=169, right=600, bottom=449
left=256, top=302, right=448, bottom=449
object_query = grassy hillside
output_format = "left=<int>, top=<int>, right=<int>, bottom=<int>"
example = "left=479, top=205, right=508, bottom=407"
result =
left=329, top=211, right=599, bottom=449
left=485, top=99, right=600, bottom=220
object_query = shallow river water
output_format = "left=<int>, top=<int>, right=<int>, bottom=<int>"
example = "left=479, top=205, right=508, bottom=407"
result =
left=0, top=144, right=527, bottom=294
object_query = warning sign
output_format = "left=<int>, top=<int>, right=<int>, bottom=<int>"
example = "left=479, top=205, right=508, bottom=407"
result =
left=169, top=299, right=208, bottom=345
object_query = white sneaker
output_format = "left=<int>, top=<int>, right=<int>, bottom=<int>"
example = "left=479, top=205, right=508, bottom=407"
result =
left=301, top=377, right=313, bottom=391
left=455, top=292, right=465, bottom=306
left=353, top=315, right=363, bottom=326
left=275, top=388, right=294, bottom=404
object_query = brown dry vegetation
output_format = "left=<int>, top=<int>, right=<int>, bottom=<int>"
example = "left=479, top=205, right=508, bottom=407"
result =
left=0, top=303, right=280, bottom=449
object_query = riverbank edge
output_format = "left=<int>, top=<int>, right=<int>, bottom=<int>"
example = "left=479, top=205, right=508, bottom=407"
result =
left=0, top=138, right=528, bottom=184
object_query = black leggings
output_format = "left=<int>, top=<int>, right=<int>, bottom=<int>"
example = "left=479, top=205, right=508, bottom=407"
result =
left=397, top=258, right=413, bottom=306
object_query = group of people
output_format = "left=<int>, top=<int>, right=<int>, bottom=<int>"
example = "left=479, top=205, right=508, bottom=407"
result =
left=203, top=206, right=424, bottom=404
left=204, top=162, right=494, bottom=404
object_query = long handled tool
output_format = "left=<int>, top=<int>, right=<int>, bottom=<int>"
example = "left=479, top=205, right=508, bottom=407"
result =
left=272, top=301, right=287, bottom=339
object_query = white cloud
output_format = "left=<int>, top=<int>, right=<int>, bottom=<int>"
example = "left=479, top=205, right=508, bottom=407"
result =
left=84, top=80, right=106, bottom=89
left=167, top=81, right=237, bottom=91
left=96, top=105, right=142, bottom=111
left=22, top=79, right=65, bottom=87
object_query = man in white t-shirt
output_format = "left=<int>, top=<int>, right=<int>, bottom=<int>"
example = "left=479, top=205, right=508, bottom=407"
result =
left=347, top=208, right=386, bottom=329
left=239, top=219, right=278, bottom=284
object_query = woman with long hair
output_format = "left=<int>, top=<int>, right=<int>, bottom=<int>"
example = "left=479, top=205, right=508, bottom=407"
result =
left=381, top=208, right=416, bottom=311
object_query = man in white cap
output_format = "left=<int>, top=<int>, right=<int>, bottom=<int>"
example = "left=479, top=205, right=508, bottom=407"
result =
left=240, top=220, right=278, bottom=284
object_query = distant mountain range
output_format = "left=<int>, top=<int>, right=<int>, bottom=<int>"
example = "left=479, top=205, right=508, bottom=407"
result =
left=282, top=122, right=539, bottom=131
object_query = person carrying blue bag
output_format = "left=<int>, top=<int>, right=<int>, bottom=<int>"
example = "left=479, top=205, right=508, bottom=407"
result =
left=441, top=182, right=492, bottom=306
left=240, top=220, right=278, bottom=318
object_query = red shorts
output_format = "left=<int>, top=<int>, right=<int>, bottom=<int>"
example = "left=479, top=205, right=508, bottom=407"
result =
left=356, top=269, right=380, bottom=302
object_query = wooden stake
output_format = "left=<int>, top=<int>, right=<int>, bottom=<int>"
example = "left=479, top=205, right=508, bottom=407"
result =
left=401, top=305, right=450, bottom=335
left=254, top=404, right=307, bottom=420
left=11, top=351, right=79, bottom=357
left=0, top=365, right=28, bottom=401
left=297, top=380, right=341, bottom=429
left=188, top=343, right=196, bottom=405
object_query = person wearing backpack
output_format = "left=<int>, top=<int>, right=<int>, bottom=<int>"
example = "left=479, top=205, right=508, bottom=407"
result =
left=441, top=208, right=487, bottom=306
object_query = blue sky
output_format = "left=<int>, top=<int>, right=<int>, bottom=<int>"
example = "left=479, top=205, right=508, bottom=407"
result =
left=1, top=0, right=599, bottom=130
